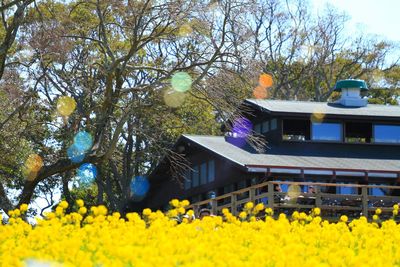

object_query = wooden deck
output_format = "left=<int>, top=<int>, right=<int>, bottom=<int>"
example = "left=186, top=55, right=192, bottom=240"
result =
left=189, top=181, right=400, bottom=220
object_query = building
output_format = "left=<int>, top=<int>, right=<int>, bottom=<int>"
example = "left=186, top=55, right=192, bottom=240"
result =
left=144, top=80, right=400, bottom=212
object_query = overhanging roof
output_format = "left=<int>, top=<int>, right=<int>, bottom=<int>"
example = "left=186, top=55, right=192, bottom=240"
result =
left=245, top=99, right=400, bottom=118
left=183, top=135, right=400, bottom=175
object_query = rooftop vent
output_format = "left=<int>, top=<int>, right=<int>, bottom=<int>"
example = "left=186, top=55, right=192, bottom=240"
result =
left=334, top=79, right=368, bottom=107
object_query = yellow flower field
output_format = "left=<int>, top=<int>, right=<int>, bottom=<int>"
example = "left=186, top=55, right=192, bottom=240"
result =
left=1, top=200, right=400, bottom=267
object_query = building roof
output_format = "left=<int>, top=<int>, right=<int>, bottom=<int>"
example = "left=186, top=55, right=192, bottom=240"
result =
left=182, top=135, right=400, bottom=175
left=245, top=99, right=400, bottom=118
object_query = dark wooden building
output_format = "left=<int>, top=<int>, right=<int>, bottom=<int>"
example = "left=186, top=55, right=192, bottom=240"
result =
left=143, top=80, right=400, bottom=211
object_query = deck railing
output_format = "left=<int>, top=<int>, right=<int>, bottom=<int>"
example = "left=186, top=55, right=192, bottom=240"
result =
left=189, top=181, right=400, bottom=220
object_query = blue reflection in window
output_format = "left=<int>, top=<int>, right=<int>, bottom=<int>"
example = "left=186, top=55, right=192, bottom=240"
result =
left=374, top=125, right=400, bottom=143
left=184, top=170, right=191, bottom=190
left=312, top=122, right=342, bottom=141
left=337, top=185, right=356, bottom=195
left=208, top=160, right=215, bottom=182
left=369, top=187, right=385, bottom=196
left=200, top=163, right=207, bottom=185
left=192, top=166, right=199, bottom=187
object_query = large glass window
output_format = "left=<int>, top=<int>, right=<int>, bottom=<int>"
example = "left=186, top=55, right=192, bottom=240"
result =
left=254, top=124, right=261, bottom=133
left=200, top=163, right=207, bottom=185
left=345, top=122, right=372, bottom=143
left=208, top=160, right=215, bottom=182
left=374, top=124, right=400, bottom=143
left=262, top=121, right=269, bottom=133
left=337, top=184, right=357, bottom=195
left=282, top=119, right=310, bottom=141
left=184, top=170, right=191, bottom=190
left=192, top=166, right=199, bottom=187
left=312, top=122, right=342, bottom=141
left=270, top=118, right=277, bottom=130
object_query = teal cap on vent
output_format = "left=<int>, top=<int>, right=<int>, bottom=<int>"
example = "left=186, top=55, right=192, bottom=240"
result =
left=334, top=79, right=368, bottom=92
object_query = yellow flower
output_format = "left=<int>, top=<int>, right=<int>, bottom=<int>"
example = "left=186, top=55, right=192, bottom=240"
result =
left=393, top=210, right=398, bottom=216
left=76, top=199, right=84, bottom=207
left=340, top=215, right=348, bottom=223
left=186, top=210, right=194, bottom=217
left=19, top=204, right=28, bottom=213
left=373, top=214, right=379, bottom=221
left=244, top=202, right=254, bottom=210
left=393, top=204, right=399, bottom=210
left=98, top=205, right=108, bottom=216
left=142, top=208, right=152, bottom=216
left=55, top=207, right=64, bottom=217
left=90, top=206, right=99, bottom=216
left=299, top=212, right=307, bottom=220
left=181, top=200, right=190, bottom=207
left=170, top=199, right=179, bottom=208
left=78, top=207, right=87, bottom=215
left=239, top=211, right=247, bottom=219
left=59, top=200, right=69, bottom=209
left=255, top=203, right=264, bottom=212
left=13, top=209, right=20, bottom=217
left=292, top=211, right=299, bottom=220
left=265, top=208, right=273, bottom=216
left=313, top=207, right=321, bottom=216
left=177, top=207, right=185, bottom=214
left=375, top=208, right=382, bottom=215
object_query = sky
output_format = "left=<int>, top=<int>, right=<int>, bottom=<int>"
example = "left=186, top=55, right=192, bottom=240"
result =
left=311, top=0, right=400, bottom=42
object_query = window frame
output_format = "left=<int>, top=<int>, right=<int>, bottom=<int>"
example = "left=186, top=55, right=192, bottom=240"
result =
left=311, top=121, right=343, bottom=142
left=373, top=124, right=400, bottom=144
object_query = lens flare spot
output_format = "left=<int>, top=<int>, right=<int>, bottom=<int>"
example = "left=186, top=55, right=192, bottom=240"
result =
left=130, top=176, right=150, bottom=202
left=178, top=24, right=193, bottom=37
left=57, top=96, right=76, bottom=117
left=25, top=154, right=43, bottom=173
left=287, top=184, right=301, bottom=199
left=67, top=144, right=86, bottom=163
left=253, top=86, right=269, bottom=99
left=73, top=131, right=93, bottom=152
left=77, top=163, right=97, bottom=185
left=311, top=108, right=326, bottom=124
left=171, top=72, right=192, bottom=92
left=259, top=73, right=273, bottom=88
left=163, top=89, right=186, bottom=107
left=232, top=117, right=253, bottom=137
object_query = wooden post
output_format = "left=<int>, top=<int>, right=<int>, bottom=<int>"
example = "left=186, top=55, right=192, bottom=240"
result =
left=267, top=182, right=274, bottom=209
left=249, top=187, right=255, bottom=203
left=362, top=186, right=368, bottom=218
left=315, top=185, right=322, bottom=207
left=231, top=193, right=237, bottom=216
left=211, top=199, right=217, bottom=215
left=193, top=204, right=199, bottom=218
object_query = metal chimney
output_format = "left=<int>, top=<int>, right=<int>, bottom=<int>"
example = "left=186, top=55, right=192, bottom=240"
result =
left=334, top=79, right=368, bottom=107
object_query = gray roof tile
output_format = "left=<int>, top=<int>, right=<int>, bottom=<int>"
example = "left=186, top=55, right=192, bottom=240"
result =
left=183, top=135, right=400, bottom=173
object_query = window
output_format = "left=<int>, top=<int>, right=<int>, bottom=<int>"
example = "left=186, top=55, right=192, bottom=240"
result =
left=200, top=163, right=207, bottom=185
left=282, top=119, right=310, bottom=141
left=184, top=170, right=191, bottom=190
left=192, top=166, right=199, bottom=187
left=262, top=121, right=269, bottom=133
left=312, top=122, right=342, bottom=141
left=345, top=122, right=372, bottom=143
left=254, top=124, right=261, bottom=134
left=373, top=124, right=400, bottom=143
left=369, top=186, right=385, bottom=196
left=271, top=118, right=277, bottom=130
left=208, top=160, right=215, bottom=182
left=337, top=184, right=357, bottom=195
